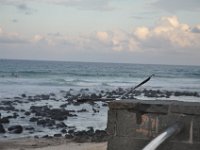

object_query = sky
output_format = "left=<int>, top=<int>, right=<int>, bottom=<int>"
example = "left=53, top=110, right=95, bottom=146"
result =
left=0, top=0, right=200, bottom=65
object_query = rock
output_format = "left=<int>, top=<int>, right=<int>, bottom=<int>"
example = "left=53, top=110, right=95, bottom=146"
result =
left=42, top=135, right=49, bottom=138
left=90, top=93, right=98, bottom=99
left=8, top=125, right=23, bottom=134
left=12, top=113, right=19, bottom=118
left=24, top=111, right=31, bottom=116
left=87, top=127, right=94, bottom=136
left=21, top=94, right=26, bottom=98
left=60, top=103, right=68, bottom=108
left=29, top=117, right=38, bottom=122
left=68, top=129, right=75, bottom=134
left=56, top=122, right=67, bottom=128
left=61, top=129, right=67, bottom=133
left=91, top=130, right=108, bottom=142
left=37, top=119, right=55, bottom=127
left=25, top=126, right=34, bottom=131
left=41, top=94, right=50, bottom=100
left=92, top=108, right=99, bottom=113
left=65, top=134, right=73, bottom=139
left=0, top=124, right=6, bottom=133
left=49, top=93, right=56, bottom=96
left=102, top=103, right=108, bottom=107
left=34, top=135, right=39, bottom=139
left=77, top=108, right=88, bottom=113
left=54, top=133, right=62, bottom=137
left=73, top=130, right=90, bottom=142
left=0, top=117, right=10, bottom=124
left=30, top=106, right=72, bottom=121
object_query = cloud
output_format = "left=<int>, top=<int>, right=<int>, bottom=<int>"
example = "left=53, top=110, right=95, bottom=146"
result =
left=134, top=27, right=149, bottom=40
left=94, top=16, right=200, bottom=53
left=12, top=19, right=18, bottom=23
left=0, top=1, right=36, bottom=14
left=1, top=16, right=200, bottom=60
left=96, top=32, right=109, bottom=43
left=53, top=0, right=114, bottom=11
left=0, top=26, right=28, bottom=44
left=191, top=25, right=200, bottom=33
left=27, top=16, right=200, bottom=54
left=152, top=0, right=200, bottom=12
left=0, top=0, right=114, bottom=11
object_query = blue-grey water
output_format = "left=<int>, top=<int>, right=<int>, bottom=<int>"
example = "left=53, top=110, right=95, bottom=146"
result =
left=0, top=59, right=200, bottom=98
left=0, top=59, right=200, bottom=139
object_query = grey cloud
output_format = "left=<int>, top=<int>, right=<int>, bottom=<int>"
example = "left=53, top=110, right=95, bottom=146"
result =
left=152, top=0, right=200, bottom=12
left=17, top=3, right=28, bottom=10
left=0, top=37, right=27, bottom=44
left=191, top=26, right=200, bottom=33
left=12, top=19, right=18, bottom=23
left=47, top=32, right=62, bottom=37
left=53, top=0, right=114, bottom=11
left=0, top=0, right=114, bottom=11
left=0, top=1, right=36, bottom=14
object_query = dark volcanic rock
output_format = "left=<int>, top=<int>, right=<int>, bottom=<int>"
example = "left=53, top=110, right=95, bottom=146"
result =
left=0, top=124, right=6, bottom=133
left=60, top=103, right=68, bottom=108
left=61, top=129, right=67, bottom=133
left=8, top=125, right=23, bottom=134
left=41, top=94, right=50, bottom=100
left=77, top=108, right=88, bottom=113
left=24, top=126, right=35, bottom=131
left=73, top=130, right=90, bottom=142
left=29, top=117, right=38, bottom=122
left=42, top=135, right=49, bottom=138
left=37, top=119, right=55, bottom=127
left=65, top=134, right=73, bottom=139
left=68, top=129, right=75, bottom=134
left=56, top=122, right=67, bottom=128
left=30, top=106, right=73, bottom=121
left=72, top=129, right=108, bottom=143
left=21, top=94, right=26, bottom=98
left=102, top=103, right=108, bottom=107
left=54, top=133, right=62, bottom=137
left=91, top=130, right=108, bottom=142
left=0, top=117, right=10, bottom=124
left=24, top=111, right=31, bottom=116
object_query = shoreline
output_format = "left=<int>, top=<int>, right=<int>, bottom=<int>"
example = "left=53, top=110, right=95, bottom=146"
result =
left=0, top=88, right=200, bottom=139
left=0, top=137, right=107, bottom=150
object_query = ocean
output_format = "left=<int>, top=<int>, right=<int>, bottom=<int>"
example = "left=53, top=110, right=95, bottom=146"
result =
left=0, top=59, right=200, bottom=98
left=0, top=59, right=200, bottom=138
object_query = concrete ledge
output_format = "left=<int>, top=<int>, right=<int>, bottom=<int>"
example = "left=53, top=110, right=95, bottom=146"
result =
left=109, top=99, right=200, bottom=115
left=107, top=99, right=200, bottom=150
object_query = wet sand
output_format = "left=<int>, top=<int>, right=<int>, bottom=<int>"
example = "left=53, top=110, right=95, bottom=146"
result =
left=0, top=138, right=107, bottom=150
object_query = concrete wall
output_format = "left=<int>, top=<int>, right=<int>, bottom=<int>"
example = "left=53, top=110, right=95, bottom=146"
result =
left=107, top=99, right=200, bottom=150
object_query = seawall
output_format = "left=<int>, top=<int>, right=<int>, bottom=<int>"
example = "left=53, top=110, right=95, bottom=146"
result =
left=107, top=99, right=200, bottom=150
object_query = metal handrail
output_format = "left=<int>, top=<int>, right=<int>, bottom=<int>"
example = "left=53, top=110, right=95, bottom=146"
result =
left=142, top=122, right=183, bottom=150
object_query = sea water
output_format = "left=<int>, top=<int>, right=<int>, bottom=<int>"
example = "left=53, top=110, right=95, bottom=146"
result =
left=0, top=59, right=200, bottom=138
left=0, top=59, right=200, bottom=98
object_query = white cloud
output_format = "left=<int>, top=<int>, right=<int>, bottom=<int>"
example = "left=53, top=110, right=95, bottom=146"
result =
left=1, top=16, right=200, bottom=57
left=134, top=27, right=149, bottom=40
left=32, top=35, right=45, bottom=42
left=27, top=16, right=200, bottom=53
left=96, top=31, right=109, bottom=43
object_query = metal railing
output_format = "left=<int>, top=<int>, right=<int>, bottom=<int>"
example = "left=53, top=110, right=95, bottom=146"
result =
left=142, top=122, right=183, bottom=150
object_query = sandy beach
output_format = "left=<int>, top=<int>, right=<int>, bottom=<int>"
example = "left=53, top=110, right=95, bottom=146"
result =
left=0, top=138, right=107, bottom=150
